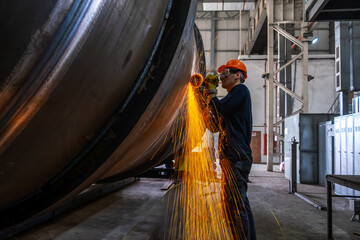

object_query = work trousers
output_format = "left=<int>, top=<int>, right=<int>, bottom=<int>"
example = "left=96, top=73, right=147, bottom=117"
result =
left=221, top=159, right=256, bottom=240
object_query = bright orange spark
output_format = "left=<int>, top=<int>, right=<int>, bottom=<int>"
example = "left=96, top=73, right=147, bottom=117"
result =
left=165, top=84, right=241, bottom=240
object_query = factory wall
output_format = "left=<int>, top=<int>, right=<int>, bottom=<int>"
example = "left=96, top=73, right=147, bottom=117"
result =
left=292, top=56, right=337, bottom=113
left=195, top=11, right=249, bottom=73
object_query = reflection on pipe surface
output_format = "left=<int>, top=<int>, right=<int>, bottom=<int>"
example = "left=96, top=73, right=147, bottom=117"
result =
left=0, top=0, right=205, bottom=230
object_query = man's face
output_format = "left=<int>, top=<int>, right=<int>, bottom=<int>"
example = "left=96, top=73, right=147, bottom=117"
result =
left=219, top=68, right=240, bottom=92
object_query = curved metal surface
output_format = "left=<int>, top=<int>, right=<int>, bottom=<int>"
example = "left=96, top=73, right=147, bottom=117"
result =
left=99, top=24, right=207, bottom=182
left=0, top=0, right=200, bottom=229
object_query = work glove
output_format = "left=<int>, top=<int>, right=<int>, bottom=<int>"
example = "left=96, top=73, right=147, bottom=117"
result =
left=203, top=74, right=219, bottom=98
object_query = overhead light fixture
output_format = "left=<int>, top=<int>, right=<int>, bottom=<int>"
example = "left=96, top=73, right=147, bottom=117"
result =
left=202, top=2, right=223, bottom=11
left=223, top=2, right=255, bottom=10
left=311, top=37, right=318, bottom=44
left=202, top=1, right=255, bottom=11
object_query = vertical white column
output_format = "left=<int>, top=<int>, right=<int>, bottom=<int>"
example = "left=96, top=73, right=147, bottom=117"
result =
left=301, top=21, right=309, bottom=113
left=239, top=10, right=243, bottom=56
left=267, top=0, right=274, bottom=171
left=210, top=11, right=216, bottom=73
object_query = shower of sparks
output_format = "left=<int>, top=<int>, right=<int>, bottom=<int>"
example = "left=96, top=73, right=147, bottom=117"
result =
left=165, top=84, right=244, bottom=240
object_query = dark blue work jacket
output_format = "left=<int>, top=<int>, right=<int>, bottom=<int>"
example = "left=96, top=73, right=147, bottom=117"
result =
left=210, top=83, right=253, bottom=175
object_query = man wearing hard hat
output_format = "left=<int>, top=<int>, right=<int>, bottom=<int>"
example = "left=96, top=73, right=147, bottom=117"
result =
left=204, top=59, right=256, bottom=240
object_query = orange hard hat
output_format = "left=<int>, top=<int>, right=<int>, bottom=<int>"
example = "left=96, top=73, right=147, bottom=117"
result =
left=218, top=59, right=247, bottom=79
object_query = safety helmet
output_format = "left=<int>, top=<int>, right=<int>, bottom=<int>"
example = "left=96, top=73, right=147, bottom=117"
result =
left=218, top=59, right=247, bottom=79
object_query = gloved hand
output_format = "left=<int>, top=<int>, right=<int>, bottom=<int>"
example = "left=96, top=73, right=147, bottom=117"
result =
left=203, top=74, right=219, bottom=98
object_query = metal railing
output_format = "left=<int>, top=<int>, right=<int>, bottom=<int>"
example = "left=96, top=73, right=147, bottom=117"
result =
left=328, top=94, right=340, bottom=114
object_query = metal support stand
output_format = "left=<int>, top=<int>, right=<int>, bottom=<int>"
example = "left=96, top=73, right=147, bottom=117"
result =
left=326, top=175, right=360, bottom=240
left=301, top=22, right=309, bottom=113
left=350, top=200, right=360, bottom=222
left=289, top=137, right=298, bottom=193
left=327, top=180, right=333, bottom=240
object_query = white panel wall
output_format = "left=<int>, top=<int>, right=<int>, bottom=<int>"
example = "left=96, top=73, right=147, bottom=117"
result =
left=195, top=11, right=250, bottom=72
left=216, top=31, right=239, bottom=51
left=216, top=19, right=238, bottom=29
left=195, top=20, right=212, bottom=53
left=292, top=57, right=336, bottom=113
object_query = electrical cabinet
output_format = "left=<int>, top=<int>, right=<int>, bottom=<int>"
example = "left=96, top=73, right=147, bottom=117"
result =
left=335, top=22, right=360, bottom=92
left=352, top=97, right=360, bottom=113
left=318, top=121, right=334, bottom=187
left=340, top=116, right=347, bottom=195
left=284, top=113, right=337, bottom=184
left=334, top=113, right=360, bottom=197
left=335, top=22, right=350, bottom=92
left=334, top=117, right=341, bottom=194
left=350, top=22, right=360, bottom=91
left=347, top=116, right=354, bottom=196
left=354, top=114, right=360, bottom=196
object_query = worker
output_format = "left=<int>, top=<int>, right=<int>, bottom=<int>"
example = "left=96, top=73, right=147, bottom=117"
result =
left=203, top=59, right=256, bottom=240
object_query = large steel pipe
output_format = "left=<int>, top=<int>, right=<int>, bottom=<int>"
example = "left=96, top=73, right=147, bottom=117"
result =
left=0, top=0, right=201, bottom=229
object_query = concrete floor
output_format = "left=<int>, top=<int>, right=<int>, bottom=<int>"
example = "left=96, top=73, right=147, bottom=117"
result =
left=249, top=165, right=359, bottom=240
left=8, top=164, right=360, bottom=240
